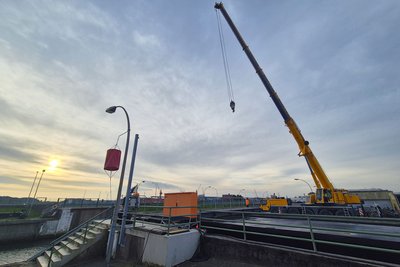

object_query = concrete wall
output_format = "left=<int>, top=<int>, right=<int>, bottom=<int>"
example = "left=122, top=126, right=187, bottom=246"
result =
left=0, top=207, right=111, bottom=244
left=69, top=207, right=111, bottom=229
left=200, top=235, right=378, bottom=267
left=0, top=219, right=46, bottom=243
left=116, top=227, right=200, bottom=267
left=116, top=232, right=145, bottom=262
left=141, top=229, right=199, bottom=266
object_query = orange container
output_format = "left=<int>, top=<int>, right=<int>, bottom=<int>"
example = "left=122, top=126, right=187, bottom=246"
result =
left=163, top=192, right=198, bottom=218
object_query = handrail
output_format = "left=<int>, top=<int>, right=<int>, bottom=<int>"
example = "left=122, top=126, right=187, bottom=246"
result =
left=205, top=216, right=400, bottom=239
left=27, top=206, right=113, bottom=262
left=46, top=213, right=111, bottom=266
left=200, top=210, right=400, bottom=264
left=205, top=210, right=400, bottom=226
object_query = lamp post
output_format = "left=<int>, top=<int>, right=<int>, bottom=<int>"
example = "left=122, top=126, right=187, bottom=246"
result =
left=239, top=188, right=245, bottom=197
left=105, top=105, right=130, bottom=263
left=239, top=189, right=245, bottom=206
left=202, top=186, right=212, bottom=208
left=26, top=171, right=39, bottom=204
left=209, top=186, right=218, bottom=209
left=28, top=169, right=45, bottom=216
left=294, top=178, right=313, bottom=193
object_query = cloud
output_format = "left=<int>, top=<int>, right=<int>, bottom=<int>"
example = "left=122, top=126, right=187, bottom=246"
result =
left=133, top=31, right=161, bottom=48
left=0, top=175, right=30, bottom=186
left=0, top=1, right=399, bottom=199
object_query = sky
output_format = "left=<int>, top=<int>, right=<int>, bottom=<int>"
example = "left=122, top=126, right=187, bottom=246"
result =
left=0, top=0, right=399, bottom=200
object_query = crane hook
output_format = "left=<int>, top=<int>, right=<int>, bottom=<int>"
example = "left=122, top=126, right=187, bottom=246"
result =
left=230, top=100, right=235, bottom=112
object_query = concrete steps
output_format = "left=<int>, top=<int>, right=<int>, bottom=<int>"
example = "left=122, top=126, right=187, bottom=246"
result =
left=36, top=221, right=109, bottom=267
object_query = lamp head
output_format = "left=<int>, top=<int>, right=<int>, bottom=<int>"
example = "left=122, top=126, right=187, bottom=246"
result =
left=106, top=106, right=117, bottom=114
left=294, top=178, right=299, bottom=181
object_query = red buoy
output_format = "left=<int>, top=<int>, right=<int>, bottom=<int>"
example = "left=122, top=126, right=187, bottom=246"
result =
left=104, top=148, right=121, bottom=171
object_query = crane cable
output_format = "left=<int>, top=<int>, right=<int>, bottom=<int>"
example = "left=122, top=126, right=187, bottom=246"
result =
left=216, top=9, right=235, bottom=113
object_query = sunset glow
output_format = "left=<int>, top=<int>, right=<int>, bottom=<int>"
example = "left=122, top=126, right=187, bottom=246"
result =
left=49, top=159, right=59, bottom=171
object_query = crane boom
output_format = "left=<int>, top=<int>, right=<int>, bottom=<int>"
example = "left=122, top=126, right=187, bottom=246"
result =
left=215, top=3, right=330, bottom=190
left=215, top=2, right=361, bottom=207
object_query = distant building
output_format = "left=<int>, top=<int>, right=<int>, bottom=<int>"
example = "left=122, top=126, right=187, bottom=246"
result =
left=0, top=196, right=40, bottom=205
left=222, top=194, right=243, bottom=199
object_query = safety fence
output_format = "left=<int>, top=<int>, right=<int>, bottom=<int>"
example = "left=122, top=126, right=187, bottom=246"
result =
left=124, top=206, right=400, bottom=264
left=123, top=205, right=200, bottom=235
left=200, top=210, right=400, bottom=264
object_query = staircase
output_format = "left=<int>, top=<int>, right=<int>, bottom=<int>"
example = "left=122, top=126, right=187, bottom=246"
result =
left=28, top=207, right=112, bottom=267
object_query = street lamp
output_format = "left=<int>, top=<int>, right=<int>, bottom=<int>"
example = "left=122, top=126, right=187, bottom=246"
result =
left=26, top=171, right=39, bottom=204
left=105, top=105, right=130, bottom=263
left=294, top=178, right=313, bottom=193
left=209, top=186, right=218, bottom=209
left=28, top=169, right=45, bottom=216
left=239, top=188, right=245, bottom=197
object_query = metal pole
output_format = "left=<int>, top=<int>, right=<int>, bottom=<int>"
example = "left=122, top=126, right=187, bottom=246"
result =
left=119, top=134, right=139, bottom=246
left=106, top=106, right=131, bottom=264
left=27, top=171, right=39, bottom=204
left=307, top=216, right=317, bottom=252
left=28, top=169, right=45, bottom=216
left=242, top=212, right=246, bottom=240
left=294, top=178, right=313, bottom=192
left=167, top=207, right=172, bottom=235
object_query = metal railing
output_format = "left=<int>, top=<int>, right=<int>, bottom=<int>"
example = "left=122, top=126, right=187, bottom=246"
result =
left=58, top=198, right=114, bottom=208
left=123, top=205, right=200, bottom=236
left=200, top=210, right=400, bottom=264
left=28, top=206, right=113, bottom=265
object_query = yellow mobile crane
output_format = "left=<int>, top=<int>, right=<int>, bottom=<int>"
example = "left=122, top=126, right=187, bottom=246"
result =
left=215, top=3, right=363, bottom=216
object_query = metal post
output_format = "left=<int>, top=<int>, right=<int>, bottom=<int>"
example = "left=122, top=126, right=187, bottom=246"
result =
left=307, top=216, right=317, bottom=252
left=83, top=222, right=88, bottom=243
left=119, top=134, right=139, bottom=246
left=48, top=249, right=53, bottom=267
left=106, top=106, right=131, bottom=264
left=167, top=207, right=172, bottom=235
left=198, top=209, right=202, bottom=229
left=242, top=212, right=246, bottom=240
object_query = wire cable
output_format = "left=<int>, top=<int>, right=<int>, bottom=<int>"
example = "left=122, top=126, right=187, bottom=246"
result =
left=216, top=9, right=235, bottom=112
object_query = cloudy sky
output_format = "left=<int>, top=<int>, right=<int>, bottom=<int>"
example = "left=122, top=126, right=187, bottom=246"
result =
left=1, top=0, right=399, bottom=200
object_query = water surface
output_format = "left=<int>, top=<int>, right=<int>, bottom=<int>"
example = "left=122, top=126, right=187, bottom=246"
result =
left=0, top=239, right=52, bottom=265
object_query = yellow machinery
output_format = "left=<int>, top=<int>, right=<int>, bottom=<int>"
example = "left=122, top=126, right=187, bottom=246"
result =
left=215, top=3, right=362, bottom=216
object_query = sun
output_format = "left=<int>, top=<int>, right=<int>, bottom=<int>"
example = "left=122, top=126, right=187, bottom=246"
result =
left=49, top=159, right=59, bottom=171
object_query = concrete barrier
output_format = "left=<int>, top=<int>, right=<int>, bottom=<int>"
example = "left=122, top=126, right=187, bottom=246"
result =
left=200, top=235, right=379, bottom=267
left=0, top=207, right=111, bottom=244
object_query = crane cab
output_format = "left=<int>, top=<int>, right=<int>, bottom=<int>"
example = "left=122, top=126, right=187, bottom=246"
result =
left=315, top=188, right=333, bottom=204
